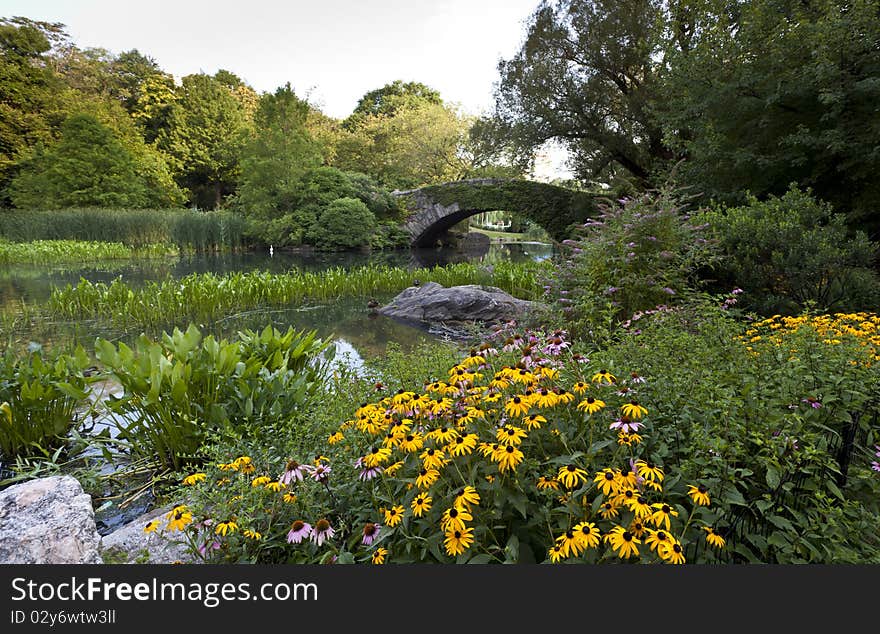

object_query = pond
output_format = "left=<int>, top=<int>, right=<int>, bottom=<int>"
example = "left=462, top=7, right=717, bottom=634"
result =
left=0, top=240, right=555, bottom=370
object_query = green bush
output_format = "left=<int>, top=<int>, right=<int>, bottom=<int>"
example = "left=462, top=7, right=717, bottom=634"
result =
left=698, top=185, right=880, bottom=315
left=94, top=324, right=330, bottom=470
left=0, top=346, right=92, bottom=461
left=546, top=186, right=719, bottom=343
left=308, top=197, right=377, bottom=251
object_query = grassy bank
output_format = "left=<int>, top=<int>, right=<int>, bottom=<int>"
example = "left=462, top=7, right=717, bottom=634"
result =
left=0, top=240, right=173, bottom=265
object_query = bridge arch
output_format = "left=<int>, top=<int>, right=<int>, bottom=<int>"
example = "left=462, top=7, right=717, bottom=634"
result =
left=393, top=178, right=601, bottom=248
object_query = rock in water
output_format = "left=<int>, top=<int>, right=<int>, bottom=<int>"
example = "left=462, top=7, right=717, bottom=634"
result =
left=0, top=475, right=103, bottom=564
left=379, top=282, right=539, bottom=326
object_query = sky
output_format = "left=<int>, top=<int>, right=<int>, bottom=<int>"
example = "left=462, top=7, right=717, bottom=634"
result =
left=3, top=0, right=542, bottom=120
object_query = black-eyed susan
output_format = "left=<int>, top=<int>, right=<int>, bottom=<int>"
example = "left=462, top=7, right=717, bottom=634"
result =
left=504, top=395, right=531, bottom=417
left=265, top=480, right=285, bottom=492
left=384, top=505, right=405, bottom=527
left=496, top=425, right=528, bottom=446
left=557, top=464, right=589, bottom=489
left=576, top=396, right=606, bottom=414
left=703, top=526, right=726, bottom=549
left=372, top=547, right=389, bottom=564
left=416, top=468, right=440, bottom=489
left=617, top=431, right=643, bottom=446
left=621, top=401, right=648, bottom=419
left=523, top=414, right=547, bottom=430
left=165, top=505, right=192, bottom=532
left=251, top=475, right=271, bottom=488
left=635, top=459, right=664, bottom=483
left=618, top=465, right=640, bottom=489
left=573, top=521, right=601, bottom=550
left=572, top=381, right=589, bottom=394
left=548, top=544, right=566, bottom=563
left=426, top=426, right=458, bottom=444
left=625, top=495, right=654, bottom=520
left=477, top=442, right=497, bottom=458
left=182, top=472, right=206, bottom=486
left=420, top=447, right=447, bottom=470
left=644, top=528, right=672, bottom=553
left=537, top=476, right=560, bottom=491
left=215, top=520, right=238, bottom=536
left=243, top=529, right=262, bottom=540
left=328, top=431, right=345, bottom=444
left=492, top=444, right=524, bottom=473
left=443, top=526, right=475, bottom=556
left=556, top=529, right=585, bottom=557
left=533, top=387, right=559, bottom=409
left=598, top=501, right=620, bottom=520
left=649, top=503, right=679, bottom=531
left=628, top=519, right=648, bottom=539
left=411, top=494, right=432, bottom=517
left=604, top=525, right=640, bottom=559
left=447, top=433, right=478, bottom=457
left=687, top=484, right=711, bottom=506
left=554, top=388, right=576, bottom=405
left=659, top=540, right=686, bottom=564
left=593, top=468, right=620, bottom=496
left=591, top=369, right=616, bottom=385
left=454, top=486, right=481, bottom=510
left=441, top=506, right=473, bottom=533
left=383, top=461, right=404, bottom=477
left=282, top=492, right=298, bottom=504
left=363, top=445, right=393, bottom=468
left=143, top=519, right=160, bottom=534
left=400, top=433, right=424, bottom=453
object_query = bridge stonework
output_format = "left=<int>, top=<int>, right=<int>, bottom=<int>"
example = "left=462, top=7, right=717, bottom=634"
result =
left=393, top=178, right=600, bottom=248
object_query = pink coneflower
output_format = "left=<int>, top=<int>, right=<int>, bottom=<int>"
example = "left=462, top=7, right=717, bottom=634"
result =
left=311, top=519, right=334, bottom=546
left=286, top=520, right=312, bottom=544
left=362, top=522, right=381, bottom=546
left=305, top=463, right=332, bottom=483
left=280, top=459, right=306, bottom=485
left=198, top=540, right=221, bottom=556
left=543, top=336, right=570, bottom=356
left=609, top=416, right=642, bottom=434
left=355, top=457, right=383, bottom=481
left=629, top=372, right=646, bottom=384
left=803, top=397, right=822, bottom=409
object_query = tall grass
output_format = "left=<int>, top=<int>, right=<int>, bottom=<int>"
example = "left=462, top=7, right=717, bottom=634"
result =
left=0, top=208, right=246, bottom=252
left=46, top=261, right=546, bottom=331
left=0, top=240, right=171, bottom=265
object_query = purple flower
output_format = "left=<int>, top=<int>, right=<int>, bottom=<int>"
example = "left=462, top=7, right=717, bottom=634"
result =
left=304, top=463, right=332, bottom=483
left=609, top=417, right=642, bottom=433
left=662, top=287, right=676, bottom=295
left=287, top=520, right=312, bottom=544
left=362, top=522, right=381, bottom=546
left=311, top=519, right=335, bottom=546
left=627, top=241, right=637, bottom=248
left=802, top=397, right=822, bottom=409
left=198, top=540, right=221, bottom=557
left=279, top=459, right=305, bottom=485
left=872, top=461, right=880, bottom=473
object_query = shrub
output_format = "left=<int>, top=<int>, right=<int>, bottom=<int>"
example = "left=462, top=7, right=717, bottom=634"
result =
left=308, top=197, right=377, bottom=251
left=545, top=186, right=718, bottom=343
left=698, top=185, right=880, bottom=315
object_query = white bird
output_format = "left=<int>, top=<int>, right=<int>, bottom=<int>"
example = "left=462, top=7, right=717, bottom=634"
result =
left=269, top=245, right=274, bottom=257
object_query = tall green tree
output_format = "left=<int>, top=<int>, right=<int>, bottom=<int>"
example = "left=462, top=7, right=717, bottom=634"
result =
left=232, top=83, right=323, bottom=218
left=156, top=73, right=252, bottom=208
left=343, top=80, right=442, bottom=129
left=8, top=113, right=183, bottom=208
left=659, top=0, right=880, bottom=236
left=490, top=0, right=677, bottom=187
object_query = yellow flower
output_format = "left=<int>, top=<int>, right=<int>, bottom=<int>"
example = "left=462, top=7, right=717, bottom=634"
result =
left=537, top=476, right=560, bottom=491
left=363, top=445, right=393, bottom=468
left=703, top=526, right=726, bottom=549
left=491, top=444, right=524, bottom=473
left=383, top=460, right=404, bottom=477
left=557, top=464, right=588, bottom=489
left=591, top=369, right=616, bottom=385
left=496, top=425, right=528, bottom=446
left=620, top=401, right=648, bottom=419
left=571, top=381, right=589, bottom=394
left=420, top=447, right=447, bottom=470
left=548, top=544, right=566, bottom=563
left=243, top=529, right=262, bottom=540
left=251, top=476, right=271, bottom=488
left=265, top=481, right=285, bottom=492
left=644, top=528, right=673, bottom=553
left=372, top=547, right=389, bottom=564
left=576, top=397, right=605, bottom=414
left=598, top=501, right=620, bottom=520
left=328, top=431, right=345, bottom=444
left=440, top=506, right=473, bottom=533
left=650, top=503, right=679, bottom=531
left=182, top=472, right=206, bottom=486
left=215, top=520, right=238, bottom=536
left=593, top=468, right=620, bottom=496
left=443, top=526, right=475, bottom=556
left=165, top=505, right=192, bottom=532
left=447, top=433, right=478, bottom=457
left=604, top=525, right=640, bottom=559
left=523, top=414, right=547, bottom=430
left=532, top=387, right=559, bottom=409
left=416, top=468, right=440, bottom=489
left=454, top=486, right=481, bottom=511
left=400, top=432, right=424, bottom=453
left=658, top=539, right=686, bottom=564
left=635, top=459, right=664, bottom=482
left=687, top=484, right=711, bottom=506
left=143, top=519, right=161, bottom=534
left=411, top=494, right=432, bottom=517
left=283, top=492, right=298, bottom=503
left=625, top=494, right=654, bottom=520
left=504, top=395, right=531, bottom=417
left=384, top=505, right=405, bottom=527
left=573, top=521, right=600, bottom=549
left=556, top=529, right=585, bottom=558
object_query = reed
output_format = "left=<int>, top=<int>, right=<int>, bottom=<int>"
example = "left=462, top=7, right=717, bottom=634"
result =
left=0, top=240, right=171, bottom=265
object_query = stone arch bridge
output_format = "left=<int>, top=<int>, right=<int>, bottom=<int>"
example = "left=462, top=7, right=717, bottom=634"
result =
left=393, top=178, right=601, bottom=248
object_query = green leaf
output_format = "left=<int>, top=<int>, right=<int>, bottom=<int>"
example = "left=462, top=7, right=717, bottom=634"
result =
left=765, top=465, right=780, bottom=489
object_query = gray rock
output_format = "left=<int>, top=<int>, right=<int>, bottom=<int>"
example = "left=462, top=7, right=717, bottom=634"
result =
left=379, top=282, right=539, bottom=326
left=0, top=475, right=102, bottom=564
left=100, top=505, right=196, bottom=564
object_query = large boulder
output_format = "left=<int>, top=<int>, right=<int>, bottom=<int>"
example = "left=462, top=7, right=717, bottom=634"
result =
left=100, top=505, right=196, bottom=564
left=379, top=281, right=539, bottom=327
left=0, top=475, right=102, bottom=564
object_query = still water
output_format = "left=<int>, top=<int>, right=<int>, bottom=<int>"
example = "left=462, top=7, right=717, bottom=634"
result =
left=0, top=241, right=554, bottom=368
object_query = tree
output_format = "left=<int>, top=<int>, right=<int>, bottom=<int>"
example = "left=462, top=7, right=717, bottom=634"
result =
left=156, top=73, right=252, bottom=208
left=659, top=0, right=880, bottom=237
left=490, top=0, right=676, bottom=187
left=344, top=80, right=442, bottom=129
left=8, top=113, right=183, bottom=208
left=308, top=197, right=377, bottom=250
left=232, top=83, right=323, bottom=218
left=0, top=17, right=66, bottom=194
